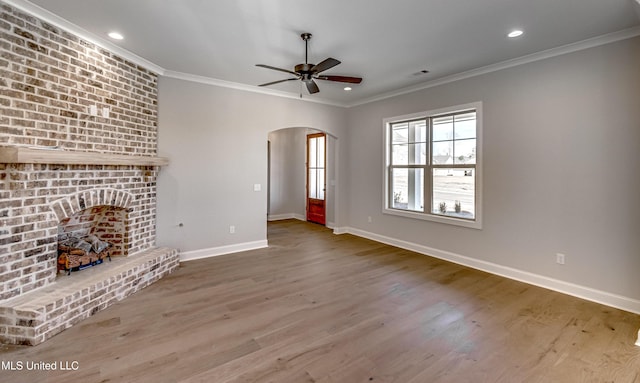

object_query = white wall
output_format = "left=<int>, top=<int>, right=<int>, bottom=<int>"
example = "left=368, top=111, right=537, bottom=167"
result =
left=267, top=128, right=307, bottom=219
left=156, top=78, right=347, bottom=255
left=345, top=36, right=640, bottom=306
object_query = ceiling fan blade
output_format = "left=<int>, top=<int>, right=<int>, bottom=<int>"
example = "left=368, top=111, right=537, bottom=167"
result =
left=258, top=78, right=298, bottom=87
left=256, top=64, right=298, bottom=76
left=317, top=75, right=363, bottom=84
left=311, top=58, right=341, bottom=74
left=305, top=80, right=320, bottom=94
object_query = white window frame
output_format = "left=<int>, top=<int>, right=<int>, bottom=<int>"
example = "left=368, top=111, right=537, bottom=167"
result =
left=382, top=102, right=482, bottom=229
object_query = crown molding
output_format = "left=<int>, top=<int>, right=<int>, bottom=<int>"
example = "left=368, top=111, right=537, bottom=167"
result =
left=346, top=26, right=640, bottom=108
left=3, top=0, right=165, bottom=75
left=161, top=70, right=345, bottom=107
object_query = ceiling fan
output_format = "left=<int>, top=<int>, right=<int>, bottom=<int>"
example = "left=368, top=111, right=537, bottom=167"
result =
left=256, top=33, right=362, bottom=95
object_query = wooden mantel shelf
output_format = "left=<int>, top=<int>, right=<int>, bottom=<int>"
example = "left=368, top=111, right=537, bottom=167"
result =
left=0, top=146, right=169, bottom=166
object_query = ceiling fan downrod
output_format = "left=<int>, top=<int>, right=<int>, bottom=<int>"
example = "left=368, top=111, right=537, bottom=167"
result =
left=301, top=33, right=312, bottom=64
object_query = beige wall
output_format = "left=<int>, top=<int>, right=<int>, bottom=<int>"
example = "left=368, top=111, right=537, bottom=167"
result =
left=345, top=36, right=640, bottom=304
left=156, top=78, right=347, bottom=253
left=267, top=128, right=307, bottom=219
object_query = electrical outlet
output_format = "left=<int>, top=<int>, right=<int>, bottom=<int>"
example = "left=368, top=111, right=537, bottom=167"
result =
left=367, top=216, right=372, bottom=223
left=556, top=253, right=565, bottom=265
left=229, top=225, right=235, bottom=234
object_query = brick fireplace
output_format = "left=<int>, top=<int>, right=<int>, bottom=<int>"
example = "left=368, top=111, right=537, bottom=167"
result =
left=0, top=163, right=180, bottom=345
left=0, top=2, right=179, bottom=345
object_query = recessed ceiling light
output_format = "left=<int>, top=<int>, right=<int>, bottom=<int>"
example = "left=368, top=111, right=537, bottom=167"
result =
left=508, top=30, right=524, bottom=38
left=344, top=87, right=352, bottom=91
left=108, top=32, right=124, bottom=40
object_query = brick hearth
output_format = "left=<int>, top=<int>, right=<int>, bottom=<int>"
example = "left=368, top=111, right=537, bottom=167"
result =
left=1, top=247, right=178, bottom=345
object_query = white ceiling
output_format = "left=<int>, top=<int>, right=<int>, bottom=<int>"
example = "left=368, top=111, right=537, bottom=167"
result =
left=10, top=0, right=640, bottom=106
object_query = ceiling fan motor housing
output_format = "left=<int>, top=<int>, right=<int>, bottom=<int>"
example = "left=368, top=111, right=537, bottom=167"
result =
left=295, top=63, right=315, bottom=81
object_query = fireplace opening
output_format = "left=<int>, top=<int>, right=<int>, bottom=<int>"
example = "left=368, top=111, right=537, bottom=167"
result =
left=57, top=205, right=128, bottom=276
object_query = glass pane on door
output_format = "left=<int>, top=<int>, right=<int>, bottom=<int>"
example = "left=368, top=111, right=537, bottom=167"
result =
left=309, top=169, right=317, bottom=199
left=308, top=134, right=325, bottom=200
left=309, top=137, right=317, bottom=168
left=318, top=169, right=325, bottom=200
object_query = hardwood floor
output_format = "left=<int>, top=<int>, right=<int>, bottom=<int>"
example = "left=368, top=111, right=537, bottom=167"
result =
left=1, top=219, right=639, bottom=382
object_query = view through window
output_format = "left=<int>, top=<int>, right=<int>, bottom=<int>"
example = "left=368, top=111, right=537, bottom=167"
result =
left=384, top=103, right=481, bottom=228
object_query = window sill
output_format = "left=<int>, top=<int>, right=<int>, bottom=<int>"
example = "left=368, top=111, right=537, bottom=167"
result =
left=383, top=207, right=482, bottom=229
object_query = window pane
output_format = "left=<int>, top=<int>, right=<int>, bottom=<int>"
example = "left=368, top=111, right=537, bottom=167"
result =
left=432, top=115, right=453, bottom=141
left=391, top=168, right=423, bottom=212
left=392, top=168, right=407, bottom=209
left=409, top=143, right=426, bottom=165
left=392, top=123, right=408, bottom=144
left=432, top=168, right=475, bottom=219
left=392, top=144, right=408, bottom=165
left=318, top=169, right=325, bottom=200
left=454, top=139, right=476, bottom=164
left=432, top=141, right=453, bottom=164
left=454, top=113, right=476, bottom=140
left=309, top=169, right=317, bottom=199
left=317, top=136, right=325, bottom=169
left=410, top=120, right=427, bottom=142
left=409, top=168, right=424, bottom=212
left=309, top=137, right=317, bottom=168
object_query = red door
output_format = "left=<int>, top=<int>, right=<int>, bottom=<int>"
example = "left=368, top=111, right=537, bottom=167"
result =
left=307, top=133, right=326, bottom=225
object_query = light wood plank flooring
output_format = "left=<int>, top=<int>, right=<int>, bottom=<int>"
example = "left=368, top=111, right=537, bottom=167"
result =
left=1, top=220, right=639, bottom=382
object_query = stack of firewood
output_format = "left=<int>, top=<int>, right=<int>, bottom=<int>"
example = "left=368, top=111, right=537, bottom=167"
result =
left=57, top=234, right=112, bottom=274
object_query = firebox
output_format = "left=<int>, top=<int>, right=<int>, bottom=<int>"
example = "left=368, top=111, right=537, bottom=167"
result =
left=56, top=204, right=126, bottom=274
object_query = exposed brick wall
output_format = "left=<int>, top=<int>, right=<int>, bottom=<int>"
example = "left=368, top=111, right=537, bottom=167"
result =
left=0, top=1, right=158, bottom=155
left=0, top=2, right=164, bottom=302
left=0, top=2, right=177, bottom=346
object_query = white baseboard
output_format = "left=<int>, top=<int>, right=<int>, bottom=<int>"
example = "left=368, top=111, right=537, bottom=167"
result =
left=180, top=240, right=268, bottom=262
left=340, top=226, right=640, bottom=315
left=267, top=213, right=305, bottom=221
left=333, top=226, right=349, bottom=235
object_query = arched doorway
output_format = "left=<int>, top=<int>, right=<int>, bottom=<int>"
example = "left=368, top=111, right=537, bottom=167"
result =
left=267, top=127, right=338, bottom=228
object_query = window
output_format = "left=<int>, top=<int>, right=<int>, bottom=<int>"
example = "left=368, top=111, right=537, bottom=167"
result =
left=383, top=102, right=482, bottom=229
